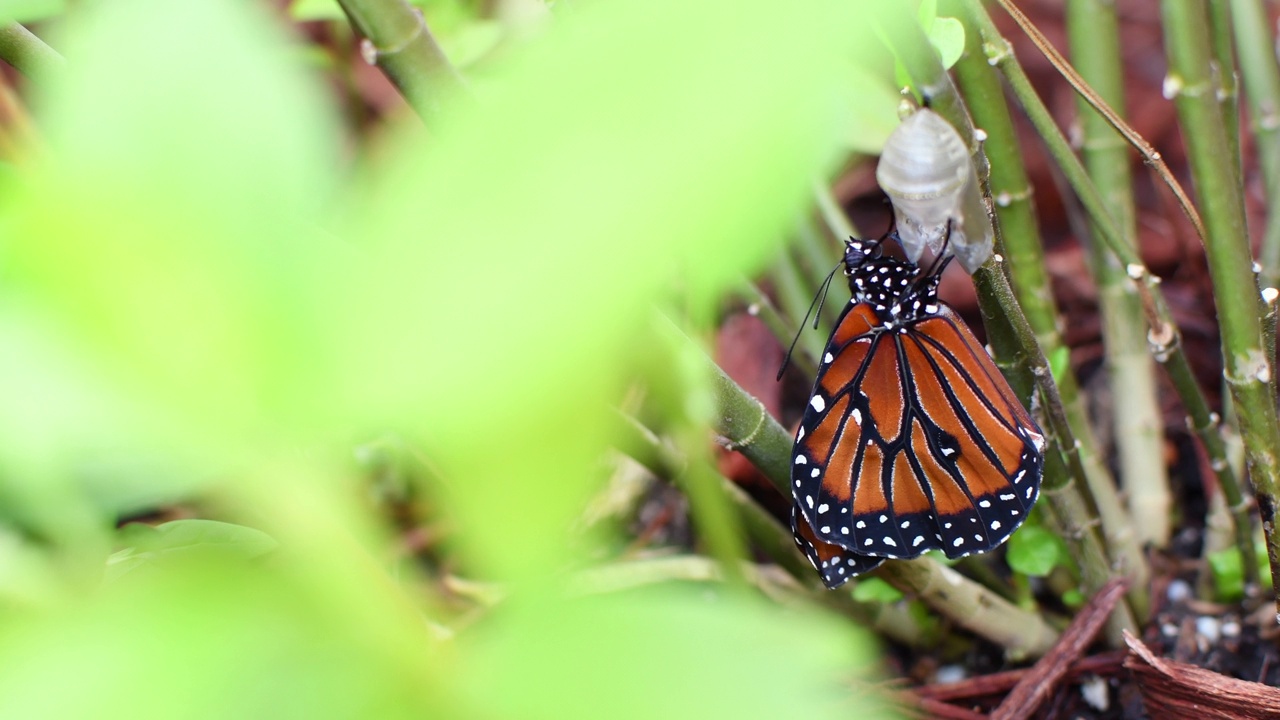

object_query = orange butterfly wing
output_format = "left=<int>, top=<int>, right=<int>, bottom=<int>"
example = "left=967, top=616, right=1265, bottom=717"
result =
left=791, top=300, right=1043, bottom=586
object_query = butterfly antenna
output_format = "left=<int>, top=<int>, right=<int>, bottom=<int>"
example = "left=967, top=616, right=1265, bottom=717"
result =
left=776, top=259, right=843, bottom=381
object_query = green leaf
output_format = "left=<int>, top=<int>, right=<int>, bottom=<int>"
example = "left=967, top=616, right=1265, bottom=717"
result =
left=288, top=0, right=344, bottom=20
left=1207, top=542, right=1269, bottom=602
left=926, top=17, right=965, bottom=70
left=844, top=65, right=901, bottom=154
left=108, top=520, right=277, bottom=582
left=1047, top=345, right=1071, bottom=384
left=1208, top=547, right=1245, bottom=601
left=122, top=519, right=277, bottom=556
left=917, top=0, right=937, bottom=28
left=338, top=0, right=880, bottom=583
left=462, top=588, right=888, bottom=720
left=0, top=0, right=343, bottom=509
left=0, top=560, right=441, bottom=719
left=851, top=577, right=904, bottom=603
left=0, top=0, right=64, bottom=23
left=1005, top=525, right=1067, bottom=577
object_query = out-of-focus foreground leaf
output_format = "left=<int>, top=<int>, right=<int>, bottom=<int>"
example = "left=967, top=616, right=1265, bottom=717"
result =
left=0, top=0, right=898, bottom=716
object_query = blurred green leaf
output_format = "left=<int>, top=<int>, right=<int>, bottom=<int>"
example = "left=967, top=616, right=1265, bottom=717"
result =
left=844, top=65, right=901, bottom=154
left=1208, top=546, right=1245, bottom=601
left=117, top=519, right=275, bottom=554
left=917, top=0, right=937, bottom=28
left=340, top=0, right=880, bottom=583
left=463, top=588, right=889, bottom=720
left=851, top=577, right=904, bottom=603
left=0, top=527, right=63, bottom=606
left=0, top=0, right=905, bottom=716
left=1048, top=345, right=1071, bottom=384
left=926, top=16, right=964, bottom=70
left=108, top=519, right=278, bottom=581
left=1005, top=525, right=1067, bottom=577
left=0, top=558, right=443, bottom=719
left=289, top=0, right=344, bottom=20
left=1208, top=542, right=1270, bottom=602
left=0, top=0, right=63, bottom=23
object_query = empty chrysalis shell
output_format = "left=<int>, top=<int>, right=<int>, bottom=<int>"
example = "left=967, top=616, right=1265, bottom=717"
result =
left=875, top=108, right=993, bottom=273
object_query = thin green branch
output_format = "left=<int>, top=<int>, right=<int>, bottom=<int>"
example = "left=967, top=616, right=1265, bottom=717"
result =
left=961, top=2, right=1257, bottom=602
left=892, top=2, right=1140, bottom=638
left=873, top=557, right=1059, bottom=660
left=1208, top=0, right=1242, bottom=178
left=730, top=279, right=819, bottom=380
left=945, top=1, right=1151, bottom=622
left=991, top=0, right=1206, bottom=244
left=0, top=22, right=64, bottom=79
left=1066, top=0, right=1173, bottom=551
left=1161, top=0, right=1280, bottom=616
left=1231, top=0, right=1280, bottom=290
left=334, top=0, right=467, bottom=123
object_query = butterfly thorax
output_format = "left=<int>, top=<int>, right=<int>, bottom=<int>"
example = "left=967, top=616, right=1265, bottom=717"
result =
left=843, top=238, right=943, bottom=329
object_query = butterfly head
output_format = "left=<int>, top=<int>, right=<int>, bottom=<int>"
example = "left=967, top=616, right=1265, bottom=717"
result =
left=842, top=235, right=885, bottom=272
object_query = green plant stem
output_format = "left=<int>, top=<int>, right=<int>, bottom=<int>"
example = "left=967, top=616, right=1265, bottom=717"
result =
left=1209, top=0, right=1242, bottom=177
left=895, top=3, right=1140, bottom=639
left=334, top=0, right=466, bottom=123
left=973, top=262, right=1139, bottom=644
left=1231, top=0, right=1280, bottom=289
left=873, top=557, right=1058, bottom=660
left=1066, top=0, right=1173, bottom=551
left=771, top=247, right=829, bottom=364
left=1169, top=343, right=1261, bottom=595
left=1162, top=0, right=1280, bottom=616
left=731, top=279, right=819, bottom=380
left=963, top=1, right=1257, bottom=599
left=792, top=219, right=844, bottom=329
left=947, top=0, right=1151, bottom=622
left=813, top=182, right=858, bottom=240
left=0, top=22, right=63, bottom=79
left=991, top=0, right=1205, bottom=243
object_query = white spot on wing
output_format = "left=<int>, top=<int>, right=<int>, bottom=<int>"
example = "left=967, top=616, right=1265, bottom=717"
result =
left=810, top=395, right=826, bottom=412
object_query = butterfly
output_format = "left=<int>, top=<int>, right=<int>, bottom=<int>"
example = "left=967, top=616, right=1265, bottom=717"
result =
left=786, top=232, right=1045, bottom=588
